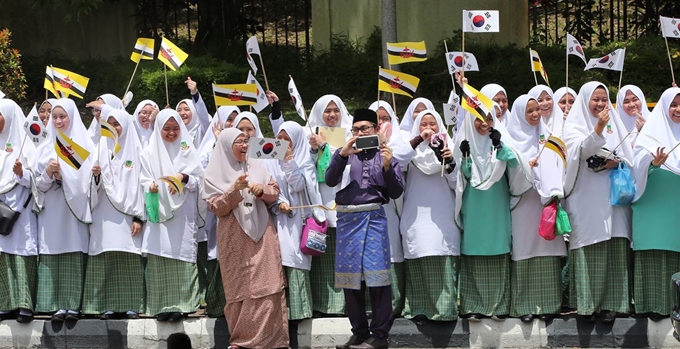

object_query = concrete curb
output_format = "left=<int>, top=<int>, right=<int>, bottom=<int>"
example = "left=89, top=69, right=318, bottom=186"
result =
left=0, top=316, right=677, bottom=348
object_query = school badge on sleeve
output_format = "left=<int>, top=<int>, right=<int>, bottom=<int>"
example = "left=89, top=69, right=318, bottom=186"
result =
left=5, top=143, right=12, bottom=153
left=606, top=125, right=613, bottom=134
left=539, top=134, right=546, bottom=145
left=124, top=160, right=133, bottom=169
left=180, top=141, right=190, bottom=151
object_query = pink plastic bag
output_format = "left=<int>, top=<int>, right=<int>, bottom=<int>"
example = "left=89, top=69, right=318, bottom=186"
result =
left=539, top=201, right=558, bottom=241
left=300, top=217, right=329, bottom=256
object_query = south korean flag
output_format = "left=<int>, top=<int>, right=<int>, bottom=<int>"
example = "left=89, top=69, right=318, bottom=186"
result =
left=247, top=137, right=289, bottom=160
left=23, top=104, right=48, bottom=145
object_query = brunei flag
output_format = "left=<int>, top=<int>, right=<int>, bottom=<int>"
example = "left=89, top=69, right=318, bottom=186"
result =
left=44, top=66, right=59, bottom=98
left=100, top=119, right=121, bottom=154
left=159, top=175, right=184, bottom=194
left=386, top=41, right=427, bottom=65
left=459, top=83, right=494, bottom=122
left=545, top=135, right=567, bottom=167
left=378, top=67, right=420, bottom=98
left=158, top=37, right=188, bottom=71
left=130, top=38, right=155, bottom=63
left=530, top=49, right=550, bottom=85
left=50, top=67, right=89, bottom=99
left=55, top=130, right=91, bottom=170
left=213, top=83, right=258, bottom=106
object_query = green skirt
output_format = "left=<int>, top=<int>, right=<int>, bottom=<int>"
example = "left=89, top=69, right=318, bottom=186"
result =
left=144, top=254, right=200, bottom=315
left=402, top=256, right=459, bottom=321
left=196, top=241, right=208, bottom=305
left=633, top=250, right=680, bottom=315
left=285, top=267, right=313, bottom=320
left=391, top=262, right=405, bottom=316
left=309, top=227, right=345, bottom=315
left=569, top=238, right=630, bottom=315
left=459, top=254, right=510, bottom=316
left=0, top=254, right=37, bottom=311
left=205, top=259, right=226, bottom=317
left=510, top=256, right=562, bottom=317
left=81, top=251, right=144, bottom=314
left=36, top=252, right=86, bottom=312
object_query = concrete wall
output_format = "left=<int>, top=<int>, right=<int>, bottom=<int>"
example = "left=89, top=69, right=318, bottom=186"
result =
left=312, top=0, right=529, bottom=52
left=0, top=1, right=138, bottom=59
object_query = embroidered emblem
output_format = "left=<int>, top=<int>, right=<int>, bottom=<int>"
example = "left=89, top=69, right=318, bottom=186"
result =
left=180, top=140, right=190, bottom=150
left=606, top=124, right=613, bottom=134
left=124, top=160, right=133, bottom=168
left=5, top=143, right=12, bottom=153
left=539, top=134, right=546, bottom=144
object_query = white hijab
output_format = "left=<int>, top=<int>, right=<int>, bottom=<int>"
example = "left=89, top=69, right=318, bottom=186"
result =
left=233, top=111, right=264, bottom=138
left=98, top=94, right=124, bottom=110
left=399, top=97, right=434, bottom=133
left=35, top=98, right=95, bottom=222
left=132, top=99, right=158, bottom=147
left=175, top=99, right=203, bottom=147
left=554, top=87, right=577, bottom=105
left=306, top=94, right=353, bottom=130
left=197, top=106, right=240, bottom=166
left=529, top=84, right=564, bottom=135
left=0, top=99, right=36, bottom=194
left=506, top=94, right=564, bottom=200
left=87, top=94, right=125, bottom=140
left=141, top=109, right=204, bottom=222
left=96, top=109, right=145, bottom=218
left=369, top=100, right=405, bottom=148
left=633, top=87, right=680, bottom=201
left=562, top=82, right=635, bottom=196
left=203, top=128, right=271, bottom=242
left=616, top=85, right=651, bottom=133
left=480, top=84, right=509, bottom=124
left=409, top=109, right=453, bottom=175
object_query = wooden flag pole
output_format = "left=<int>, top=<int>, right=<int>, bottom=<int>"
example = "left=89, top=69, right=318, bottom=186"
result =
left=533, top=71, right=539, bottom=86
left=605, top=131, right=636, bottom=160
left=258, top=55, right=270, bottom=91
left=388, top=63, right=397, bottom=115
left=665, top=37, right=676, bottom=85
left=45, top=90, right=48, bottom=101
left=565, top=50, right=569, bottom=94
left=443, top=40, right=456, bottom=90
left=618, top=66, right=624, bottom=91
left=163, top=64, right=169, bottom=106
left=461, top=32, right=466, bottom=81
left=17, top=132, right=28, bottom=160
left=666, top=140, right=680, bottom=155
left=123, top=44, right=145, bottom=99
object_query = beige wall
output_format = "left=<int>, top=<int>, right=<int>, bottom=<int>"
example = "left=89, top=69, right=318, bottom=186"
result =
left=0, top=0, right=138, bottom=59
left=312, top=0, right=529, bottom=51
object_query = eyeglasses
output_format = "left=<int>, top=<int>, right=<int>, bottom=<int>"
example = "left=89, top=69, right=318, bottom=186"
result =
left=233, top=139, right=247, bottom=145
left=351, top=125, right=375, bottom=134
left=138, top=111, right=153, bottom=116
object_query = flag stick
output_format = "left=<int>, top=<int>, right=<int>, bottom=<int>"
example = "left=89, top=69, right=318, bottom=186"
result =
left=388, top=63, right=397, bottom=115
left=565, top=53, right=569, bottom=96
left=618, top=67, right=624, bottom=91
left=17, top=132, right=28, bottom=160
left=377, top=86, right=381, bottom=104
left=258, top=55, right=270, bottom=91
left=123, top=45, right=145, bottom=99
left=665, top=37, right=676, bottom=85
left=605, top=131, right=636, bottom=159
left=533, top=71, right=539, bottom=86
left=443, top=40, right=456, bottom=90
left=45, top=90, right=48, bottom=101
left=666, top=140, right=680, bottom=155
left=461, top=32, right=466, bottom=81
left=163, top=64, right=169, bottom=106
left=536, top=132, right=553, bottom=159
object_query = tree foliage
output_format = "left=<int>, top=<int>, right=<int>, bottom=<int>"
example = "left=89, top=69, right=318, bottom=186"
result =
left=0, top=29, right=27, bottom=100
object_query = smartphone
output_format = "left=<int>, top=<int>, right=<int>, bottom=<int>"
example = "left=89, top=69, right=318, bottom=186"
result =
left=354, top=135, right=380, bottom=150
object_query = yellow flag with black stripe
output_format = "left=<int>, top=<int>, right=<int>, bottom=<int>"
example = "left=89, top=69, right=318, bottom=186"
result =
left=545, top=135, right=567, bottom=167
left=50, top=67, right=89, bottom=99
left=55, top=130, right=91, bottom=170
left=212, top=83, right=258, bottom=106
left=530, top=49, right=550, bottom=86
left=378, top=67, right=420, bottom=98
left=100, top=119, right=121, bottom=154
left=386, top=41, right=427, bottom=65
left=159, top=175, right=184, bottom=194
left=158, top=37, right=188, bottom=71
left=130, top=38, right=155, bottom=63
left=44, top=66, right=59, bottom=98
left=460, top=83, right=495, bottom=123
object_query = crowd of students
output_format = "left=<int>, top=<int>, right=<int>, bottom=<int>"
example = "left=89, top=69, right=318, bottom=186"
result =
left=1, top=75, right=679, bottom=349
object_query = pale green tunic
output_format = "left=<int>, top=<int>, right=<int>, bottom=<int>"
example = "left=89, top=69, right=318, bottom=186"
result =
left=632, top=167, right=680, bottom=252
left=460, top=147, right=518, bottom=256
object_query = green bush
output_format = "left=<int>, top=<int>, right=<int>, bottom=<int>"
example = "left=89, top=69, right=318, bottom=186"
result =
left=0, top=29, right=27, bottom=100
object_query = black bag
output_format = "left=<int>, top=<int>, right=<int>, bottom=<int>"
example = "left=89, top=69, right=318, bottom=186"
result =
left=0, top=194, right=32, bottom=236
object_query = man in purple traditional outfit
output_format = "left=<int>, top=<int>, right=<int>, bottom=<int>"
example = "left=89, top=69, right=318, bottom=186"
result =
left=325, top=109, right=404, bottom=349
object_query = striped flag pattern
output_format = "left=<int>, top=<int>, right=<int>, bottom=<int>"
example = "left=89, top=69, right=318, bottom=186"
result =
left=100, top=119, right=122, bottom=154
left=530, top=49, right=550, bottom=85
left=386, top=41, right=427, bottom=65
left=378, top=67, right=420, bottom=98
left=158, top=37, right=188, bottom=71
left=159, top=175, right=184, bottom=194
left=43, top=66, right=59, bottom=98
left=55, top=129, right=91, bottom=170
left=545, top=135, right=567, bottom=167
left=50, top=67, right=89, bottom=99
left=459, top=83, right=494, bottom=122
left=212, top=83, right=258, bottom=106
left=130, top=38, right=155, bottom=63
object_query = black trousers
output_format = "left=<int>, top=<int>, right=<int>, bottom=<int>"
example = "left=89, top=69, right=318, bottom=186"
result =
left=343, top=282, right=392, bottom=343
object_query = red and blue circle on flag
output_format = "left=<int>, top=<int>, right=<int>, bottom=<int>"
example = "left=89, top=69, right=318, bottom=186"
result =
left=29, top=122, right=43, bottom=136
left=472, top=15, right=485, bottom=28
left=599, top=55, right=610, bottom=63
left=262, top=142, right=274, bottom=154
left=454, top=55, right=464, bottom=67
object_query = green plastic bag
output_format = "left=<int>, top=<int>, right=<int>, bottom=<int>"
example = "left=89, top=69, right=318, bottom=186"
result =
left=556, top=204, right=571, bottom=235
left=316, top=146, right=332, bottom=183
left=146, top=191, right=160, bottom=223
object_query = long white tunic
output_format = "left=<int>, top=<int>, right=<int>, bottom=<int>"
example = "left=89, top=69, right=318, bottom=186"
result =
left=270, top=160, right=313, bottom=271
left=400, top=164, right=460, bottom=259
left=88, top=182, right=142, bottom=256
left=563, top=132, right=631, bottom=250
left=141, top=176, right=199, bottom=263
left=0, top=170, right=37, bottom=256
left=35, top=171, right=89, bottom=254
left=511, top=189, right=567, bottom=260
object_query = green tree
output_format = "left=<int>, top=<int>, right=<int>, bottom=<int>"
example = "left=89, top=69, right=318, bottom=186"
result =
left=0, top=29, right=27, bottom=100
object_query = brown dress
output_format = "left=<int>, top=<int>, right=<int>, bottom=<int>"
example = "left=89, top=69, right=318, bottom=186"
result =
left=210, top=179, right=289, bottom=348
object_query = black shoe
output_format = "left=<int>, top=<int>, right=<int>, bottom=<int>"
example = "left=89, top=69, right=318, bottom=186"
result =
left=539, top=314, right=556, bottom=321
left=100, top=312, right=117, bottom=320
left=167, top=312, right=185, bottom=322
left=467, top=313, right=483, bottom=322
left=126, top=312, right=140, bottom=319
left=64, top=312, right=80, bottom=321
left=336, top=334, right=369, bottom=349
left=51, top=312, right=65, bottom=322
left=350, top=337, right=388, bottom=349
left=16, top=309, right=33, bottom=323
left=0, top=312, right=15, bottom=321
left=492, top=314, right=508, bottom=321
left=648, top=312, right=667, bottom=322
left=520, top=314, right=534, bottom=323
left=156, top=312, right=171, bottom=322
left=600, top=311, right=616, bottom=323
left=580, top=314, right=596, bottom=322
